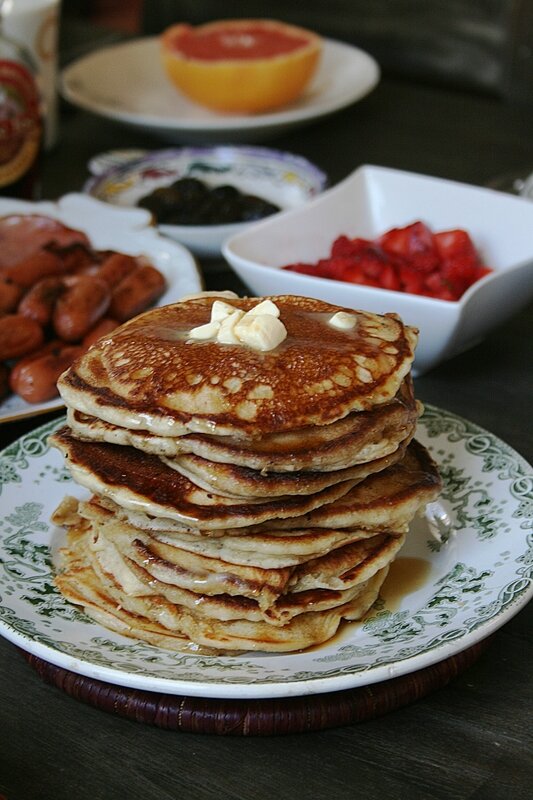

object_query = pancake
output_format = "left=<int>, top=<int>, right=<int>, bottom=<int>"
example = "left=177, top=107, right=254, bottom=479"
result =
left=53, top=493, right=401, bottom=610
left=66, top=374, right=421, bottom=473
left=157, top=436, right=412, bottom=499
left=90, top=529, right=371, bottom=623
left=55, top=522, right=389, bottom=653
left=49, top=427, right=359, bottom=530
left=69, top=495, right=400, bottom=567
left=288, top=533, right=405, bottom=592
left=87, top=521, right=388, bottom=626
left=57, top=295, right=418, bottom=438
left=86, top=439, right=441, bottom=538
left=50, top=292, right=440, bottom=655
left=265, top=439, right=442, bottom=532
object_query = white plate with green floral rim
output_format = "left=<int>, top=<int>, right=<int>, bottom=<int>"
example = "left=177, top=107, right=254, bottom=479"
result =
left=0, top=406, right=531, bottom=699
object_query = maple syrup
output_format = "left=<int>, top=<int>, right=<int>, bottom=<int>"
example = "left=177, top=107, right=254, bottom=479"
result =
left=379, top=557, right=432, bottom=611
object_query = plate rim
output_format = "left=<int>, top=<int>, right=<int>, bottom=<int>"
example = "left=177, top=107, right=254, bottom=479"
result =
left=0, top=405, right=531, bottom=699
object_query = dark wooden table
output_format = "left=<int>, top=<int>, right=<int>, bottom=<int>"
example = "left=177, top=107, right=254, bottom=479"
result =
left=1, top=43, right=532, bottom=800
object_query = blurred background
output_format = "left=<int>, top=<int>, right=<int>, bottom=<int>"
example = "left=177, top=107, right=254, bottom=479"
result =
left=62, top=0, right=533, bottom=103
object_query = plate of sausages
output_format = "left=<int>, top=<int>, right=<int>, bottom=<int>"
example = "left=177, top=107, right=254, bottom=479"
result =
left=0, top=193, right=202, bottom=423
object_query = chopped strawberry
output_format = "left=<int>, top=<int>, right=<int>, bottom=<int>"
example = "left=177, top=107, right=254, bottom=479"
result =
left=397, top=263, right=425, bottom=295
left=321, top=256, right=362, bottom=283
left=330, top=235, right=384, bottom=259
left=434, top=229, right=480, bottom=262
left=423, top=272, right=461, bottom=301
left=377, top=262, right=401, bottom=291
left=331, top=235, right=369, bottom=258
left=282, top=221, right=492, bottom=301
left=283, top=261, right=333, bottom=279
left=441, top=256, right=477, bottom=294
left=380, top=221, right=439, bottom=273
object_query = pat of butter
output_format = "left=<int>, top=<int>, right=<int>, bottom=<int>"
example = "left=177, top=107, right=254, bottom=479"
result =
left=188, top=321, right=220, bottom=340
left=188, top=299, right=287, bottom=351
left=234, top=314, right=286, bottom=352
left=211, top=300, right=239, bottom=322
left=329, top=311, right=357, bottom=330
left=246, top=299, right=280, bottom=318
left=217, top=309, right=245, bottom=343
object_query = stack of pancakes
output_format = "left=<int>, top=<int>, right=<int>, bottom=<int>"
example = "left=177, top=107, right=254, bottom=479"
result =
left=50, top=293, right=441, bottom=654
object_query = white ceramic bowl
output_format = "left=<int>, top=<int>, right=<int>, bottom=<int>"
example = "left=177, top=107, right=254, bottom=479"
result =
left=85, top=146, right=327, bottom=258
left=223, top=165, right=533, bottom=374
left=0, top=193, right=202, bottom=423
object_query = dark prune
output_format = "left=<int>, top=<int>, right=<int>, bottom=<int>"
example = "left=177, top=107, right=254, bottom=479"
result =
left=239, top=195, right=281, bottom=221
left=209, top=184, right=240, bottom=202
left=137, top=176, right=280, bottom=226
left=138, top=186, right=183, bottom=214
left=169, top=177, right=209, bottom=204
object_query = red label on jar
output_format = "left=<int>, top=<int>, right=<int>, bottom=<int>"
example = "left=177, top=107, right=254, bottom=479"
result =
left=0, top=59, right=41, bottom=189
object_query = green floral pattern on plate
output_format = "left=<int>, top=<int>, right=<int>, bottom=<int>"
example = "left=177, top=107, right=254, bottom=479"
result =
left=0, top=408, right=531, bottom=699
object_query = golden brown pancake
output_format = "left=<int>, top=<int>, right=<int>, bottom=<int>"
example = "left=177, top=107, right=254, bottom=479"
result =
left=49, top=427, right=358, bottom=530
left=157, top=438, right=412, bottom=499
left=265, top=439, right=442, bottom=532
left=55, top=522, right=389, bottom=653
left=66, top=375, right=421, bottom=473
left=50, top=293, right=439, bottom=655
left=71, top=494, right=400, bottom=567
left=83, top=505, right=400, bottom=606
left=83, top=439, right=441, bottom=540
left=288, top=533, right=405, bottom=592
left=57, top=295, right=418, bottom=438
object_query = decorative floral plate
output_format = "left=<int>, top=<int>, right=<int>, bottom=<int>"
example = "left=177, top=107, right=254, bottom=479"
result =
left=0, top=407, right=531, bottom=699
left=84, top=145, right=327, bottom=258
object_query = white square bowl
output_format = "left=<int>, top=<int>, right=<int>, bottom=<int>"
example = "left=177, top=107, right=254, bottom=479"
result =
left=222, top=165, right=533, bottom=374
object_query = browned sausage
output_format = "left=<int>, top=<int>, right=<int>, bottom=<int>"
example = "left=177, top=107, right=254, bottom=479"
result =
left=9, top=342, right=82, bottom=403
left=82, top=317, right=119, bottom=348
left=45, top=241, right=96, bottom=272
left=0, top=276, right=23, bottom=314
left=18, top=276, right=65, bottom=326
left=97, top=252, right=138, bottom=288
left=1, top=250, right=68, bottom=288
left=0, top=314, right=44, bottom=360
left=109, top=265, right=166, bottom=322
left=52, top=275, right=110, bottom=342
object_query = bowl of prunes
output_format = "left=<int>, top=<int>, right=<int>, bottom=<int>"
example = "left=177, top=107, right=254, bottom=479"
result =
left=85, top=146, right=327, bottom=257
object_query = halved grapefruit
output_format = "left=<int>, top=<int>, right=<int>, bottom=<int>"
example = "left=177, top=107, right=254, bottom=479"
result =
left=160, top=19, right=322, bottom=114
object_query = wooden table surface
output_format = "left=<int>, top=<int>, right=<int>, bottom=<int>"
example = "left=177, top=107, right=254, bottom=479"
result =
left=1, top=39, right=532, bottom=800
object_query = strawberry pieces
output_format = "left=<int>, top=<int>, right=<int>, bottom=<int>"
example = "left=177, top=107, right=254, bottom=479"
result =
left=282, top=222, right=492, bottom=301
left=380, top=221, right=439, bottom=273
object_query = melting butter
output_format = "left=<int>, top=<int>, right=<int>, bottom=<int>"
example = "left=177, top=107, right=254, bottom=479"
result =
left=329, top=311, right=357, bottom=330
left=188, top=299, right=287, bottom=352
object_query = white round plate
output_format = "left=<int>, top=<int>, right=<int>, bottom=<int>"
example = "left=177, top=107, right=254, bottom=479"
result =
left=60, top=37, right=380, bottom=143
left=0, top=193, right=202, bottom=424
left=0, top=407, right=531, bottom=699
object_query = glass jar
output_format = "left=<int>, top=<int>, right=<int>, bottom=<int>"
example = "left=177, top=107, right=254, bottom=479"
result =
left=0, top=17, right=42, bottom=199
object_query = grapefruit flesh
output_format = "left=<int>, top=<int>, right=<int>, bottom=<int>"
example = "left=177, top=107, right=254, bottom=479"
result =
left=161, top=19, right=322, bottom=114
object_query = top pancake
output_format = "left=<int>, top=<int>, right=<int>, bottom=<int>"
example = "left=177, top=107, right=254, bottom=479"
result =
left=57, top=295, right=418, bottom=437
